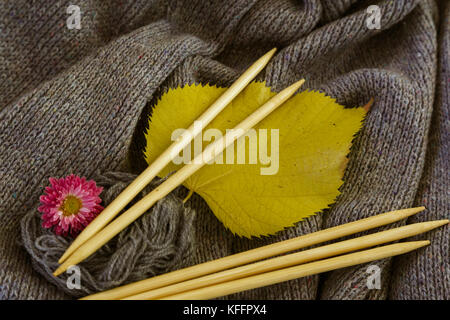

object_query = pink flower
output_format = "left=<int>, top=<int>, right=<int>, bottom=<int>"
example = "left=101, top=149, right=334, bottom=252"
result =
left=38, top=174, right=103, bottom=237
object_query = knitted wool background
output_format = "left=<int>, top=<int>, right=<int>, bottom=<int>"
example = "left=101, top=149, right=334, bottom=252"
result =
left=0, top=0, right=448, bottom=300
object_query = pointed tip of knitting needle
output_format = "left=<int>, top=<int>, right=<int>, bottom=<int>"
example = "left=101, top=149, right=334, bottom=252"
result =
left=413, top=219, right=449, bottom=234
left=271, top=79, right=305, bottom=105
left=256, top=48, right=277, bottom=67
left=399, top=206, right=426, bottom=218
left=413, top=206, right=426, bottom=213
left=59, top=244, right=75, bottom=263
left=399, top=240, right=430, bottom=253
left=396, top=240, right=431, bottom=256
left=53, top=264, right=68, bottom=277
left=296, top=78, right=306, bottom=86
left=266, top=47, right=277, bottom=58
left=414, top=240, right=431, bottom=247
left=289, top=79, right=306, bottom=92
left=256, top=48, right=277, bottom=65
left=427, top=219, right=449, bottom=228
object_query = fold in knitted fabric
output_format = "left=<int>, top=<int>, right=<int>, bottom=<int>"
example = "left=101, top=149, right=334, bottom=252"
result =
left=0, top=0, right=448, bottom=299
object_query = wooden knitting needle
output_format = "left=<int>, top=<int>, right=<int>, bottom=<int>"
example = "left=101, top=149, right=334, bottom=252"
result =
left=53, top=78, right=306, bottom=276
left=58, top=48, right=277, bottom=264
left=161, top=241, right=430, bottom=300
left=81, top=206, right=424, bottom=299
left=122, top=219, right=448, bottom=299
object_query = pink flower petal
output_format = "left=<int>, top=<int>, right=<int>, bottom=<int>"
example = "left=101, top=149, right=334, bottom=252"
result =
left=39, top=174, right=104, bottom=237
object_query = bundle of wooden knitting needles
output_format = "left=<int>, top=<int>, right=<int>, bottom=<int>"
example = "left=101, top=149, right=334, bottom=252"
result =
left=52, top=48, right=448, bottom=299
left=80, top=206, right=447, bottom=300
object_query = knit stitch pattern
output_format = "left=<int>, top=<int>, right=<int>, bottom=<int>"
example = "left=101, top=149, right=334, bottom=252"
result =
left=0, top=0, right=448, bottom=299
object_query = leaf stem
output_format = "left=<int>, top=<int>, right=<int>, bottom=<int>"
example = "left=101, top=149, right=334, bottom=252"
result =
left=183, top=189, right=194, bottom=203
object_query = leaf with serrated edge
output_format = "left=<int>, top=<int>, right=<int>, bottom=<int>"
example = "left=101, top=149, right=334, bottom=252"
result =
left=144, top=81, right=367, bottom=238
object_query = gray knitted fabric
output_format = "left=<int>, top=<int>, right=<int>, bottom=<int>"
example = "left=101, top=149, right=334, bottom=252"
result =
left=0, top=0, right=448, bottom=300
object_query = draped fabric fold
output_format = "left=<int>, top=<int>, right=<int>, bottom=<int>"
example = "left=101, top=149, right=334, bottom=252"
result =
left=0, top=0, right=447, bottom=299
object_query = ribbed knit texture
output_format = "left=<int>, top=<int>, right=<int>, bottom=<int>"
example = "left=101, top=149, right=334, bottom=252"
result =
left=0, top=0, right=448, bottom=299
left=389, top=0, right=449, bottom=300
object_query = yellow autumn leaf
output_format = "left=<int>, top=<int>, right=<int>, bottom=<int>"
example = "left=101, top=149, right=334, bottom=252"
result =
left=144, top=81, right=367, bottom=237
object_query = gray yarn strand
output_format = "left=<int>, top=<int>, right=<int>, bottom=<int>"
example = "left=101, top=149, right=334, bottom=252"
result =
left=20, top=171, right=196, bottom=298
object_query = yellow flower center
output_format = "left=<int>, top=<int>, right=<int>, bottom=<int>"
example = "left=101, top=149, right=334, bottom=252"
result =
left=60, top=195, right=82, bottom=216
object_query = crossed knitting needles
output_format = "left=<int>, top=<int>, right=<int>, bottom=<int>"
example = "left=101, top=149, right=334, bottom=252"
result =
left=54, top=47, right=307, bottom=275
